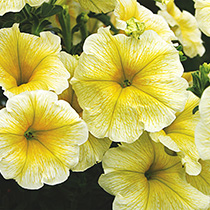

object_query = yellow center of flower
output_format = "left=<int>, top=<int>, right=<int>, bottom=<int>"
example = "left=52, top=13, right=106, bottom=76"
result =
left=24, top=130, right=34, bottom=140
left=121, top=79, right=132, bottom=88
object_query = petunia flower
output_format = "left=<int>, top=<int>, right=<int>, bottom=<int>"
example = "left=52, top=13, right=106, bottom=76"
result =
left=0, top=90, right=88, bottom=189
left=195, top=86, right=210, bottom=160
left=114, top=0, right=175, bottom=42
left=74, top=0, right=117, bottom=13
left=0, top=24, right=70, bottom=98
left=194, top=0, right=210, bottom=37
left=59, top=51, right=112, bottom=171
left=98, top=132, right=210, bottom=210
left=157, top=0, right=205, bottom=58
left=0, top=0, right=49, bottom=16
left=150, top=92, right=201, bottom=175
left=71, top=26, right=188, bottom=143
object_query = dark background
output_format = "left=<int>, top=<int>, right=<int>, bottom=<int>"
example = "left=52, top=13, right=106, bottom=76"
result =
left=0, top=0, right=209, bottom=209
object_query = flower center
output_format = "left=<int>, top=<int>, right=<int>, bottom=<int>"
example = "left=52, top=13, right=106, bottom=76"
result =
left=121, top=79, right=132, bottom=88
left=24, top=130, right=34, bottom=140
left=144, top=170, right=152, bottom=180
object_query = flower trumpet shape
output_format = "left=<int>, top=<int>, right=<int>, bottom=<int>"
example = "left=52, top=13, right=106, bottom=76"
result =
left=98, top=132, right=210, bottom=210
left=0, top=24, right=70, bottom=98
left=0, top=90, right=88, bottom=189
left=157, top=0, right=205, bottom=58
left=71, top=27, right=188, bottom=143
left=0, top=0, right=49, bottom=16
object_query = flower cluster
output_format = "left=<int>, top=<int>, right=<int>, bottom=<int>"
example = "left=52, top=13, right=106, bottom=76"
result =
left=0, top=0, right=210, bottom=209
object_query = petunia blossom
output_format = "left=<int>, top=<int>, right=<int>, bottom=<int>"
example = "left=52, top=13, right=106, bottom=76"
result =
left=0, top=24, right=70, bottom=98
left=114, top=0, right=175, bottom=42
left=98, top=132, right=210, bottom=210
left=194, top=0, right=210, bottom=37
left=195, top=86, right=210, bottom=160
left=157, top=0, right=205, bottom=58
left=71, top=26, right=188, bottom=143
left=0, top=0, right=49, bottom=16
left=150, top=92, right=201, bottom=175
left=0, top=90, right=88, bottom=189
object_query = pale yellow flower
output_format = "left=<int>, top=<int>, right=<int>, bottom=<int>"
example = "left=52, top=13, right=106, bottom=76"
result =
left=0, top=24, right=70, bottom=98
left=75, top=0, right=116, bottom=13
left=195, top=86, right=210, bottom=160
left=187, top=159, right=210, bottom=205
left=71, top=27, right=188, bottom=143
left=59, top=51, right=112, bottom=171
left=194, top=0, right=210, bottom=37
left=150, top=92, right=201, bottom=175
left=0, top=90, right=88, bottom=189
left=114, top=0, right=175, bottom=41
left=0, top=0, right=49, bottom=16
left=157, top=0, right=205, bottom=58
left=99, top=132, right=210, bottom=210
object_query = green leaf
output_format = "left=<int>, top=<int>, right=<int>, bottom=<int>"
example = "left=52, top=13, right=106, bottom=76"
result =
left=187, top=63, right=210, bottom=98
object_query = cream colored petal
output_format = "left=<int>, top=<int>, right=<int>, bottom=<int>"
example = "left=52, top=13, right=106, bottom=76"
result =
left=199, top=86, right=210, bottom=126
left=0, top=0, right=49, bottom=16
left=72, top=133, right=111, bottom=172
left=195, top=120, right=210, bottom=160
left=0, top=24, right=70, bottom=98
left=177, top=10, right=205, bottom=58
left=114, top=0, right=175, bottom=41
left=195, top=0, right=210, bottom=36
left=72, top=27, right=188, bottom=142
left=77, top=0, right=116, bottom=13
left=99, top=132, right=210, bottom=210
left=150, top=92, right=201, bottom=175
left=195, top=87, right=210, bottom=160
left=15, top=139, right=71, bottom=189
left=0, top=135, right=27, bottom=179
left=187, top=160, right=210, bottom=196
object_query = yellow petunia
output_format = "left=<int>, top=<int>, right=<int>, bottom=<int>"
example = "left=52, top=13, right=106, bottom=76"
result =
left=0, top=24, right=70, bottom=98
left=59, top=51, right=112, bottom=171
left=0, top=0, right=49, bottom=16
left=195, top=86, right=210, bottom=160
left=114, top=0, right=175, bottom=41
left=150, top=92, right=201, bottom=175
left=71, top=27, right=188, bottom=143
left=194, top=0, right=210, bottom=37
left=157, top=0, right=205, bottom=58
left=99, top=132, right=210, bottom=210
left=75, top=0, right=116, bottom=13
left=0, top=90, right=88, bottom=189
